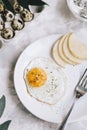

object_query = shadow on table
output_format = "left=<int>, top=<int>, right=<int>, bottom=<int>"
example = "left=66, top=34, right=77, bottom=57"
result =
left=56, top=0, right=75, bottom=21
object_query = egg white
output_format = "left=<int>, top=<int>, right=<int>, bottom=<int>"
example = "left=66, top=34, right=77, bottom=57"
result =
left=23, top=57, right=67, bottom=105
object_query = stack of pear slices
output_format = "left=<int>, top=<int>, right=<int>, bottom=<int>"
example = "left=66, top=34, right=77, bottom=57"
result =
left=52, top=33, right=87, bottom=67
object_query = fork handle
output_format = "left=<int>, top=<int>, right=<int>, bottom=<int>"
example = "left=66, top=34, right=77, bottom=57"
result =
left=58, top=96, right=76, bottom=130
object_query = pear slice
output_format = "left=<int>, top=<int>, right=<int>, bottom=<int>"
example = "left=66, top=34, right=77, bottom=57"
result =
left=58, top=35, right=76, bottom=65
left=63, top=33, right=82, bottom=64
left=68, top=33, right=87, bottom=60
left=52, top=38, right=67, bottom=67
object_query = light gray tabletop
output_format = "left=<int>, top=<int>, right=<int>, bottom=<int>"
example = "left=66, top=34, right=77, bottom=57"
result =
left=0, top=0, right=87, bottom=130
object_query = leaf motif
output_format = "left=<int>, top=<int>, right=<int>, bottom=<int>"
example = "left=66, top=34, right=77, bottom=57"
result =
left=17, top=0, right=48, bottom=8
left=0, top=95, right=6, bottom=118
left=0, top=120, right=11, bottom=130
left=2, top=0, right=15, bottom=13
left=17, top=0, right=29, bottom=10
left=27, top=0, right=48, bottom=6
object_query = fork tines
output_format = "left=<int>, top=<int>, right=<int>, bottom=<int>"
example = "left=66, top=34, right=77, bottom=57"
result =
left=77, top=68, right=87, bottom=88
left=75, top=68, right=87, bottom=96
left=84, top=76, right=87, bottom=88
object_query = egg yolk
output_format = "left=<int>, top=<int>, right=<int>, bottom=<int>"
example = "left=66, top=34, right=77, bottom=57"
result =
left=26, top=67, right=47, bottom=87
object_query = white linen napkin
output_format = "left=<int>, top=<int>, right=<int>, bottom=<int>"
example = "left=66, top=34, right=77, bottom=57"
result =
left=63, top=94, right=87, bottom=130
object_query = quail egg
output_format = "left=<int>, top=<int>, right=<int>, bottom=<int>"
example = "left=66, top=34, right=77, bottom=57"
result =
left=2, top=10, right=14, bottom=22
left=0, top=2, right=4, bottom=13
left=11, top=19, right=24, bottom=30
left=13, top=2, right=23, bottom=13
left=21, top=9, right=34, bottom=22
left=1, top=28, right=15, bottom=39
left=0, top=20, right=5, bottom=30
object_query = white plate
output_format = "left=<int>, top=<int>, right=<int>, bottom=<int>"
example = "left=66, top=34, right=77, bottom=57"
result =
left=14, top=34, right=87, bottom=123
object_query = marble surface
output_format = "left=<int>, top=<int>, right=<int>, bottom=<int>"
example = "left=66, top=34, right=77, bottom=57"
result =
left=0, top=0, right=87, bottom=129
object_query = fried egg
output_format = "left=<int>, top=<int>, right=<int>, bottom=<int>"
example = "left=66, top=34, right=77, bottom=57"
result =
left=23, top=57, right=67, bottom=105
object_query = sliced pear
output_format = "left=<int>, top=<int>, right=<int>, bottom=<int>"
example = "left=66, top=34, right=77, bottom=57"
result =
left=63, top=33, right=82, bottom=64
left=68, top=33, right=87, bottom=60
left=52, top=39, right=67, bottom=67
left=58, top=35, right=76, bottom=65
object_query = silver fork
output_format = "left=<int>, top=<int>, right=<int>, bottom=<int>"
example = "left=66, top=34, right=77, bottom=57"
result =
left=58, top=68, right=87, bottom=130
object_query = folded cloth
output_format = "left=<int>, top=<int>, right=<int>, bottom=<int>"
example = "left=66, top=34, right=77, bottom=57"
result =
left=64, top=94, right=87, bottom=130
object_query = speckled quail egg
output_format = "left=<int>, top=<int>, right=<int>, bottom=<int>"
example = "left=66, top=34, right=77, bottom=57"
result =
left=1, top=28, right=15, bottom=39
left=11, top=19, right=24, bottom=30
left=2, top=10, right=14, bottom=22
left=0, top=20, right=5, bottom=30
left=0, top=2, right=4, bottom=13
left=13, top=2, right=23, bottom=13
left=20, top=9, right=34, bottom=22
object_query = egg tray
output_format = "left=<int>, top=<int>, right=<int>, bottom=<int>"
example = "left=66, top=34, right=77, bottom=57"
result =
left=0, top=0, right=34, bottom=40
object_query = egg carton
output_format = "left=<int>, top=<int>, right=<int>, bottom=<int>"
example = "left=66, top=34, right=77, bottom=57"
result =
left=0, top=0, right=34, bottom=40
